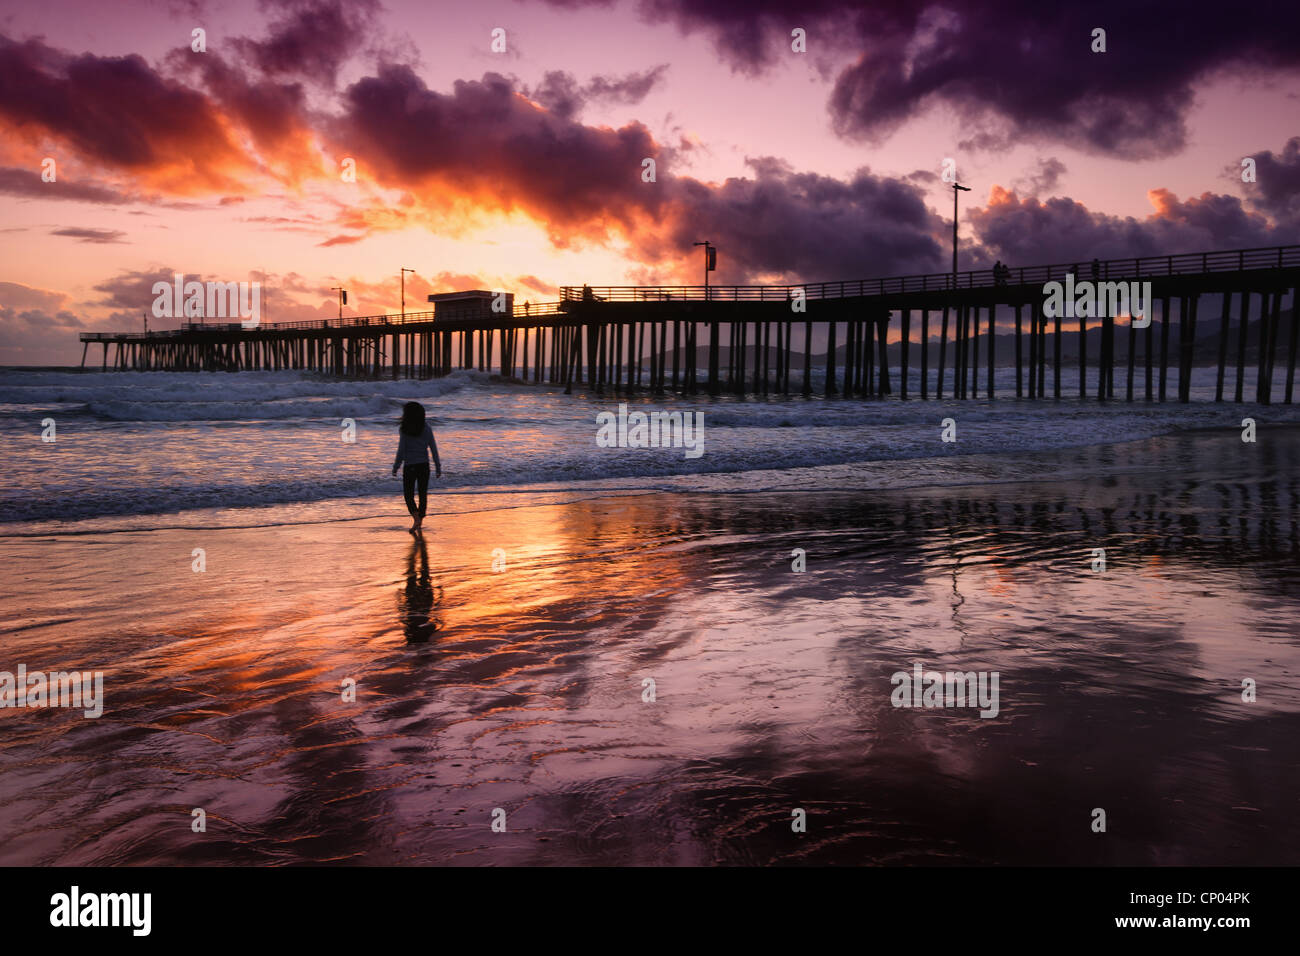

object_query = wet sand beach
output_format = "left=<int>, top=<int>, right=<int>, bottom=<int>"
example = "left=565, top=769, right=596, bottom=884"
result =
left=1, top=428, right=1298, bottom=865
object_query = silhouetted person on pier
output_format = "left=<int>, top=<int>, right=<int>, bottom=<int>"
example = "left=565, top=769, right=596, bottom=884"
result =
left=392, top=401, right=441, bottom=534
left=993, top=260, right=1009, bottom=287
left=582, top=284, right=595, bottom=302
left=1090, top=258, right=1101, bottom=281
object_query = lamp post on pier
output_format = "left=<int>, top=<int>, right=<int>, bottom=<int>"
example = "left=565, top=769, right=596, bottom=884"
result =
left=693, top=241, right=716, bottom=301
left=952, top=182, right=971, bottom=289
left=400, top=267, right=415, bottom=323
left=694, top=241, right=719, bottom=393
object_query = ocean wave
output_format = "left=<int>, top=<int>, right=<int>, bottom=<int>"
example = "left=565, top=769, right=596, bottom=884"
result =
left=2, top=366, right=1298, bottom=527
left=0, top=368, right=491, bottom=421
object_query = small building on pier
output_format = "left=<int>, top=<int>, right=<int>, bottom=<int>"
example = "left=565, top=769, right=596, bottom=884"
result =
left=427, top=290, right=512, bottom=321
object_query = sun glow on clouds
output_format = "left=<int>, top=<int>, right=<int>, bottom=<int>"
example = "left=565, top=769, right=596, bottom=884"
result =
left=1, top=0, right=1298, bottom=363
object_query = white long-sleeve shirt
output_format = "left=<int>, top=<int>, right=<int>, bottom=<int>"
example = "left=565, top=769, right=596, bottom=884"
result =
left=394, top=424, right=440, bottom=469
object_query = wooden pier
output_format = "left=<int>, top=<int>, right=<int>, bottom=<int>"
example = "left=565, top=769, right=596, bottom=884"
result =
left=80, top=244, right=1300, bottom=403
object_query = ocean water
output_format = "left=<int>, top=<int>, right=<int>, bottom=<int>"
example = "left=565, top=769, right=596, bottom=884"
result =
left=2, top=430, right=1298, bottom=866
left=2, top=368, right=1299, bottom=866
left=1, top=366, right=1297, bottom=534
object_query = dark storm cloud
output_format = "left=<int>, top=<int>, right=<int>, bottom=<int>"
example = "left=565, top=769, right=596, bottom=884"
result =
left=332, top=66, right=668, bottom=236
left=654, top=157, right=947, bottom=281
left=1242, top=136, right=1300, bottom=226
left=633, top=0, right=856, bottom=76
left=178, top=53, right=311, bottom=154
left=532, top=0, right=1300, bottom=158
left=524, top=71, right=586, bottom=120
left=233, top=0, right=382, bottom=85
left=0, top=3, right=374, bottom=193
left=827, top=3, right=1202, bottom=156
left=164, top=2, right=365, bottom=166
left=333, top=68, right=945, bottom=280
left=526, top=65, right=668, bottom=120
left=0, top=34, right=243, bottom=183
left=0, top=22, right=945, bottom=282
left=1, top=18, right=333, bottom=191
left=586, top=65, right=669, bottom=103
left=967, top=186, right=1299, bottom=267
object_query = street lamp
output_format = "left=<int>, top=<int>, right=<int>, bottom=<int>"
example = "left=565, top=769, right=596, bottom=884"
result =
left=329, top=286, right=347, bottom=322
left=951, top=182, right=971, bottom=288
left=694, top=241, right=719, bottom=392
left=692, top=241, right=716, bottom=300
left=401, top=267, right=415, bottom=323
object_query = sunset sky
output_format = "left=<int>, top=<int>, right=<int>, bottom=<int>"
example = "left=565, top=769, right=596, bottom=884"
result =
left=1, top=0, right=1298, bottom=363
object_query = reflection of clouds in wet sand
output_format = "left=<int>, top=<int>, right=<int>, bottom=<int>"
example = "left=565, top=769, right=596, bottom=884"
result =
left=0, top=430, right=1298, bottom=865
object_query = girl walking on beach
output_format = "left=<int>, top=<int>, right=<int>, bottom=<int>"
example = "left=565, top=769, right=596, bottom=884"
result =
left=392, top=401, right=441, bottom=533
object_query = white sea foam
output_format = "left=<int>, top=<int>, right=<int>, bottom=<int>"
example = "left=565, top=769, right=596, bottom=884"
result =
left=1, top=366, right=1296, bottom=530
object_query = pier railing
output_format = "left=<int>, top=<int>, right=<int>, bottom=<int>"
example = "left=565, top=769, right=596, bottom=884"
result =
left=561, top=244, right=1300, bottom=303
left=79, top=302, right=570, bottom=340
left=80, top=243, right=1300, bottom=343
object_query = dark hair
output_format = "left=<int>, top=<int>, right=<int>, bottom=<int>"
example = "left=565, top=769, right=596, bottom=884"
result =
left=399, top=401, right=426, bottom=436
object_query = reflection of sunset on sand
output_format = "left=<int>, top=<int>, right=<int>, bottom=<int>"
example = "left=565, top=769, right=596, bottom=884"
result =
left=2, top=429, right=1298, bottom=865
